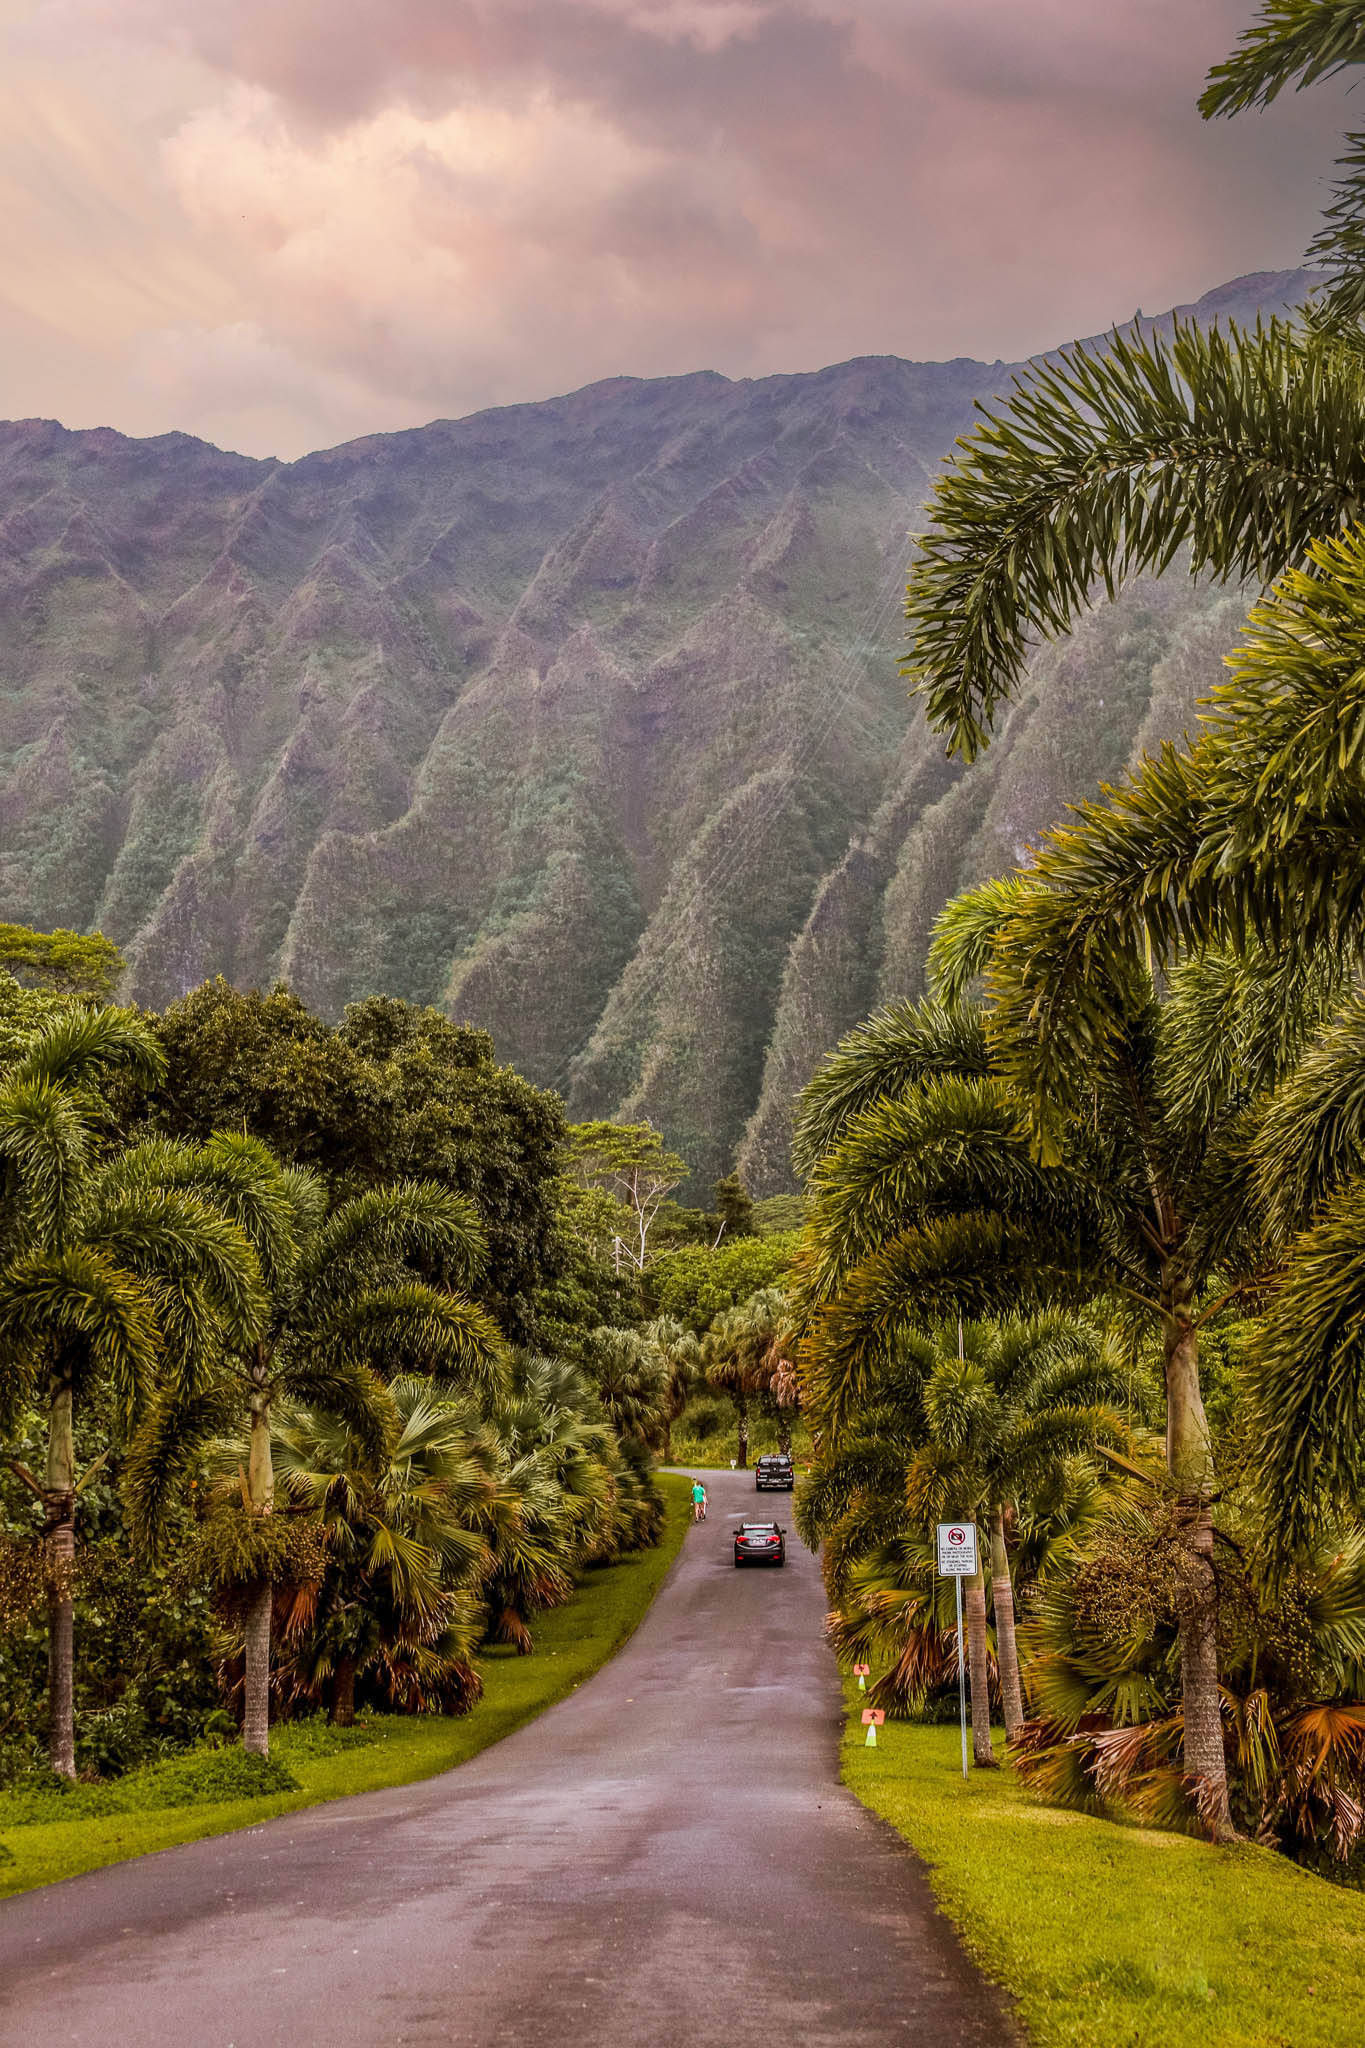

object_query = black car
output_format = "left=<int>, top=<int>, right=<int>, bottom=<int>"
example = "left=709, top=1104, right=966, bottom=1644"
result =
left=754, top=1453, right=795, bottom=1491
left=734, top=1520, right=786, bottom=1567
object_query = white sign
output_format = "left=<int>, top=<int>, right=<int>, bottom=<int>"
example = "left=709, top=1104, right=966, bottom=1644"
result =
left=936, top=1522, right=978, bottom=1576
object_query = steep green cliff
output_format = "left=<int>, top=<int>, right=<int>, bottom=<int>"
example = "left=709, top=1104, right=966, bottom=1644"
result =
left=0, top=272, right=1310, bottom=1191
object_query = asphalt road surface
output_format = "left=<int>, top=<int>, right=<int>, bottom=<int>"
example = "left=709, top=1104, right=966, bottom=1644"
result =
left=0, top=1470, right=1013, bottom=2046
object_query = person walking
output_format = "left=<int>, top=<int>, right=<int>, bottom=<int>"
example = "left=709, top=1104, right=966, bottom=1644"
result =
left=691, top=1479, right=708, bottom=1522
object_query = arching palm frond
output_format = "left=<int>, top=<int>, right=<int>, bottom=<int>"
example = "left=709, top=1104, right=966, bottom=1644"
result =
left=10, top=1005, right=165, bottom=1096
left=300, top=1182, right=488, bottom=1303
left=926, top=879, right=1040, bottom=1007
left=0, top=1245, right=160, bottom=1426
left=1244, top=1178, right=1365, bottom=1547
left=308, top=1282, right=504, bottom=1394
left=905, top=318, right=1365, bottom=760
left=0, top=1079, right=93, bottom=1256
left=805, top=1075, right=1057, bottom=1296
left=104, top=1133, right=305, bottom=1299
left=1251, top=987, right=1365, bottom=1240
left=86, top=1187, right=265, bottom=1351
left=792, top=999, right=989, bottom=1176
left=123, top=1380, right=246, bottom=1557
left=1199, top=1, right=1365, bottom=115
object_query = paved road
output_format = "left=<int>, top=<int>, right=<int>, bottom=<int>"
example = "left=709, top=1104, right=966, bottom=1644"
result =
left=0, top=1471, right=1012, bottom=2046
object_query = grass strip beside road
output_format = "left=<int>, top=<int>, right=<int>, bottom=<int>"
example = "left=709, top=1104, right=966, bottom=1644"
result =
left=0, top=1473, right=693, bottom=1901
left=843, top=1701, right=1365, bottom=2048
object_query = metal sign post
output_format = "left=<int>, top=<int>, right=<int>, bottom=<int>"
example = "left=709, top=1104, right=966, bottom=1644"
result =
left=954, top=1578, right=967, bottom=1779
left=936, top=1522, right=978, bottom=1780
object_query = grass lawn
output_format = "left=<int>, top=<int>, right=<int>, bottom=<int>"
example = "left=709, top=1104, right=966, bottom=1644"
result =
left=0, top=1473, right=692, bottom=1902
left=844, top=1702, right=1365, bottom=2048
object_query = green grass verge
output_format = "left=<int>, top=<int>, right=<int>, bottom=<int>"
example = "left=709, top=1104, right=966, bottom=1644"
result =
left=843, top=1701, right=1365, bottom=2048
left=0, top=1474, right=692, bottom=1901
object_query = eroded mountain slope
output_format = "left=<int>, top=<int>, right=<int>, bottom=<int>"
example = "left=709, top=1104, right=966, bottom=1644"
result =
left=0, top=272, right=1309, bottom=1190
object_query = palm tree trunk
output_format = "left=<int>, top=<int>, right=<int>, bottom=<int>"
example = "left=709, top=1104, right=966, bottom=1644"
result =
left=243, top=1580, right=272, bottom=1756
left=331, top=1652, right=358, bottom=1728
left=1163, top=1271, right=1232, bottom=1837
left=989, top=1505, right=1025, bottom=1741
left=735, top=1393, right=749, bottom=1469
left=43, top=1360, right=77, bottom=1779
left=243, top=1374, right=274, bottom=1758
left=965, top=1563, right=996, bottom=1767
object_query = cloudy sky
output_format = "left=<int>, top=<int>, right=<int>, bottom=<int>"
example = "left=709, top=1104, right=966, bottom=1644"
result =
left=0, top=0, right=1346, bottom=458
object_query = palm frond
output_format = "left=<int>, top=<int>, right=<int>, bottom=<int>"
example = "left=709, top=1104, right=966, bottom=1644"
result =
left=792, top=1000, right=988, bottom=1177
left=904, top=317, right=1365, bottom=759
left=307, top=1282, right=504, bottom=1394
left=0, top=1244, right=160, bottom=1427
left=10, top=1004, right=164, bottom=1094
left=300, top=1182, right=488, bottom=1302
left=1199, top=2, right=1365, bottom=115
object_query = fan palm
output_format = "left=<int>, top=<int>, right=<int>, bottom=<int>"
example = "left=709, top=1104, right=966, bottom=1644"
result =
left=1016, top=1496, right=1365, bottom=1868
left=0, top=1009, right=265, bottom=1776
left=640, top=1315, right=704, bottom=1462
left=479, top=1352, right=623, bottom=1651
left=584, top=1324, right=670, bottom=1449
left=127, top=1136, right=503, bottom=1754
left=270, top=1378, right=496, bottom=1723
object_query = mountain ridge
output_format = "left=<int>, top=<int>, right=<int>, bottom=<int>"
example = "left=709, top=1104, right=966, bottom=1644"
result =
left=0, top=269, right=1315, bottom=1191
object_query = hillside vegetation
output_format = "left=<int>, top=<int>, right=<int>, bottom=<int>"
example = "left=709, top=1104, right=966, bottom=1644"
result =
left=0, top=271, right=1308, bottom=1190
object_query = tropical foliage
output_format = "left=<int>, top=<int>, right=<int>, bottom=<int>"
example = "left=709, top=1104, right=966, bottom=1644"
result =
left=791, top=0, right=1365, bottom=1873
left=0, top=966, right=672, bottom=1781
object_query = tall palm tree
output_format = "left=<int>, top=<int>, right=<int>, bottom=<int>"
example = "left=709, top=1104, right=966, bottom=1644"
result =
left=0, top=1010, right=264, bottom=1776
left=703, top=1288, right=790, bottom=1468
left=127, top=1136, right=504, bottom=1755
left=795, top=966, right=1295, bottom=1831
left=799, top=1310, right=1126, bottom=1761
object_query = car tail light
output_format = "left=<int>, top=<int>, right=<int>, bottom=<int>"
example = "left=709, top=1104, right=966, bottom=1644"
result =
left=767, top=1534, right=780, bottom=1545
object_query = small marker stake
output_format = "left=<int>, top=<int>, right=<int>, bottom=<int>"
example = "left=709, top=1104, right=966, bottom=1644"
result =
left=861, top=1707, right=885, bottom=1748
left=853, top=1661, right=870, bottom=1693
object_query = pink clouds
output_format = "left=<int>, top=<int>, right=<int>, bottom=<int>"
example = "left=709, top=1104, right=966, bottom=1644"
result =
left=2, top=0, right=1351, bottom=455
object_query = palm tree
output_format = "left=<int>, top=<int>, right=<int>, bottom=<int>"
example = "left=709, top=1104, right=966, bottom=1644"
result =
left=902, top=2, right=1365, bottom=764
left=584, top=1325, right=670, bottom=1449
left=271, top=1378, right=496, bottom=1724
left=798, top=1309, right=1126, bottom=1761
left=703, top=1287, right=791, bottom=1468
left=796, top=967, right=1293, bottom=1831
left=127, top=1136, right=503, bottom=1755
left=0, top=1009, right=264, bottom=1776
left=479, top=1352, right=623, bottom=1651
left=1015, top=1497, right=1365, bottom=1868
left=640, top=1315, right=703, bottom=1462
